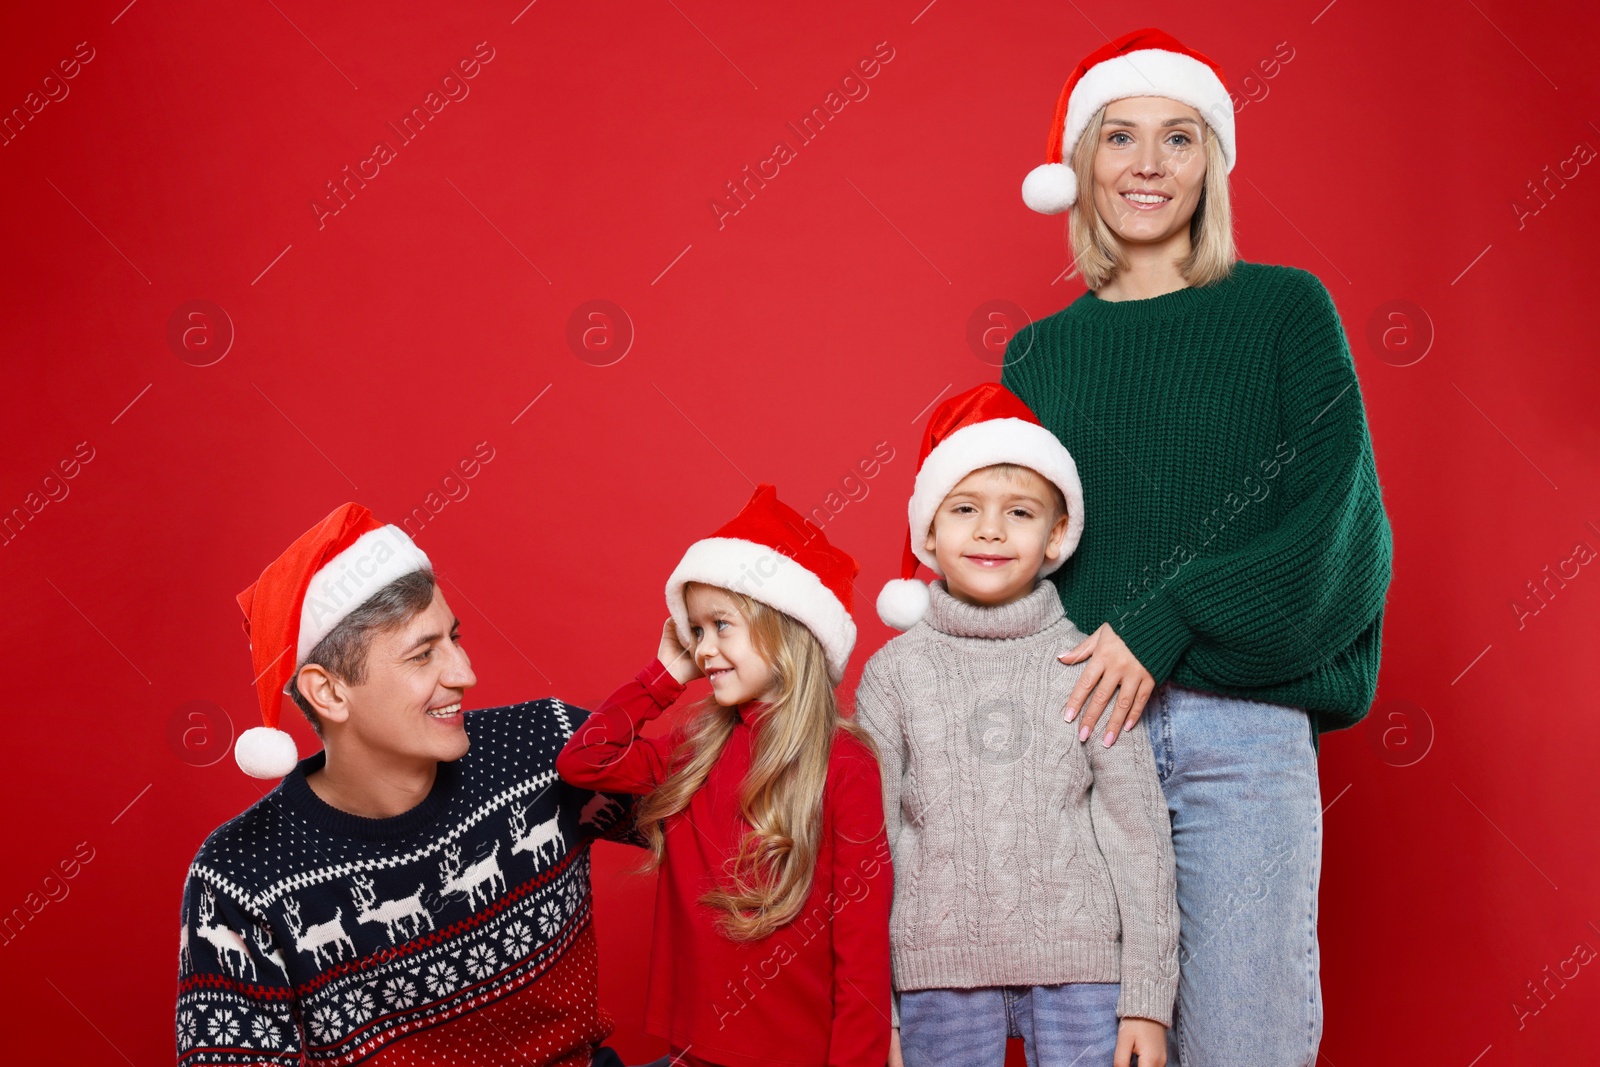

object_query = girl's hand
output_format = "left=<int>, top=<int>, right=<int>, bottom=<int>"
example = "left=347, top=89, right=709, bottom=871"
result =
left=658, top=618, right=702, bottom=684
left=1115, top=1016, right=1167, bottom=1067
left=887, top=1025, right=903, bottom=1067
left=1059, top=623, right=1156, bottom=747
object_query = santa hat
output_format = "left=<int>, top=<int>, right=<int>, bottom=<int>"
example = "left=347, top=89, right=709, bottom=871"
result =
left=877, top=383, right=1085, bottom=630
left=1021, top=27, right=1235, bottom=214
left=665, top=484, right=859, bottom=684
left=233, top=502, right=432, bottom=778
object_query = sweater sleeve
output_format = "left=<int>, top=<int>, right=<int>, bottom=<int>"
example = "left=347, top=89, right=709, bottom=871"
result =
left=852, top=658, right=906, bottom=863
left=824, top=739, right=895, bottom=1067
left=851, top=656, right=905, bottom=1028
left=1085, top=719, right=1179, bottom=1027
left=1108, top=271, right=1394, bottom=689
left=554, top=658, right=687, bottom=795
left=176, top=876, right=301, bottom=1064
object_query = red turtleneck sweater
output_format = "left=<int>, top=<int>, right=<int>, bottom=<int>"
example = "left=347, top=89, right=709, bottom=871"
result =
left=555, top=658, right=892, bottom=1067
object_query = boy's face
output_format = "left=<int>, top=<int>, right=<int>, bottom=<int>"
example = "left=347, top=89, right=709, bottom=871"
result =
left=925, top=465, right=1070, bottom=608
left=684, top=583, right=778, bottom=707
left=302, top=586, right=477, bottom=766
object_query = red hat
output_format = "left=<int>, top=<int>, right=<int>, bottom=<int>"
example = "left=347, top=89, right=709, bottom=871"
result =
left=877, top=383, right=1084, bottom=630
left=1021, top=27, right=1235, bottom=214
left=665, top=484, right=860, bottom=683
left=234, top=502, right=432, bottom=778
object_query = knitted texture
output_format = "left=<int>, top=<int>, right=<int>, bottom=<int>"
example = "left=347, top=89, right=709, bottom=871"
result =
left=176, top=701, right=639, bottom=1066
left=555, top=660, right=893, bottom=1067
left=1002, top=261, right=1395, bottom=733
left=855, top=580, right=1179, bottom=1026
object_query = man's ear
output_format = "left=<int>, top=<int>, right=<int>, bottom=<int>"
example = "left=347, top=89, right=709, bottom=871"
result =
left=295, top=663, right=349, bottom=728
left=1043, top=512, right=1071, bottom=562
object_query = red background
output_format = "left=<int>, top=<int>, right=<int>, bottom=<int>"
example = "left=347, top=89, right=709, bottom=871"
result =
left=4, top=1, right=1599, bottom=1064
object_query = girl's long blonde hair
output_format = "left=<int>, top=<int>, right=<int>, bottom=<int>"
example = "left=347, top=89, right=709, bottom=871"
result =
left=633, top=586, right=877, bottom=942
left=1064, top=102, right=1238, bottom=291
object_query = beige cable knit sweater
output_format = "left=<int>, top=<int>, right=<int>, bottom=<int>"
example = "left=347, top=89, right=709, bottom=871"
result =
left=855, top=579, right=1179, bottom=1026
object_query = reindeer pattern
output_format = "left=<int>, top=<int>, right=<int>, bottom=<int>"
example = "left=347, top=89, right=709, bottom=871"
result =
left=184, top=800, right=595, bottom=990
left=193, top=887, right=257, bottom=981
left=352, top=874, right=435, bottom=942
left=177, top=700, right=616, bottom=1060
left=439, top=840, right=508, bottom=908
left=283, top=896, right=356, bottom=967
left=510, top=804, right=564, bottom=865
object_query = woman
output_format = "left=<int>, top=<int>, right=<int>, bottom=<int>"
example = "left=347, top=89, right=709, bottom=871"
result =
left=1001, top=28, right=1394, bottom=1067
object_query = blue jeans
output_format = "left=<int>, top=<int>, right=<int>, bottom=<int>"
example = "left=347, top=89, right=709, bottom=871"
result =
left=1142, top=681, right=1323, bottom=1066
left=898, top=983, right=1121, bottom=1067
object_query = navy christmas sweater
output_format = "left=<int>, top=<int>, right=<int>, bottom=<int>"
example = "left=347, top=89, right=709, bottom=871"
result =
left=175, top=699, right=638, bottom=1066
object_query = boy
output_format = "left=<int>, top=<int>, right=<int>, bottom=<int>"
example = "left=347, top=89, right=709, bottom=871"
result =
left=176, top=502, right=637, bottom=1066
left=860, top=384, right=1179, bottom=1067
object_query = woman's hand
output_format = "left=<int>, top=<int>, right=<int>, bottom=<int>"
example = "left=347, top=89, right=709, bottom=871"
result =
left=1115, top=1016, right=1167, bottom=1067
left=657, top=618, right=702, bottom=684
left=886, top=1025, right=903, bottom=1067
left=1060, top=622, right=1156, bottom=747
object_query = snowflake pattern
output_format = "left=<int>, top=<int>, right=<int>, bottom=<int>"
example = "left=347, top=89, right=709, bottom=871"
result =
left=502, top=919, right=534, bottom=958
left=341, top=987, right=375, bottom=1024
left=309, top=1004, right=343, bottom=1044
left=382, top=974, right=418, bottom=1009
left=464, top=941, right=498, bottom=980
left=250, top=1012, right=281, bottom=1048
left=206, top=1009, right=241, bottom=1044
left=423, top=958, right=458, bottom=997
left=538, top=899, right=565, bottom=939
left=176, top=1008, right=199, bottom=1049
left=174, top=703, right=604, bottom=1060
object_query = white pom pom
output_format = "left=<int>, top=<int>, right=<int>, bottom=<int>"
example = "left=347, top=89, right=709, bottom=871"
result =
left=877, top=579, right=931, bottom=631
left=1021, top=162, right=1076, bottom=215
left=234, top=726, right=299, bottom=779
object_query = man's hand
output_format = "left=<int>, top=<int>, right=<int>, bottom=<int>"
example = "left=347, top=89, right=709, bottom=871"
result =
left=1115, top=1016, right=1167, bottom=1067
left=1060, top=622, right=1155, bottom=747
left=658, top=618, right=701, bottom=685
left=887, top=1025, right=903, bottom=1067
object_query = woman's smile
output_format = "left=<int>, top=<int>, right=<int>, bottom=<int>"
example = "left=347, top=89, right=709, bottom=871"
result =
left=1121, top=188, right=1173, bottom=209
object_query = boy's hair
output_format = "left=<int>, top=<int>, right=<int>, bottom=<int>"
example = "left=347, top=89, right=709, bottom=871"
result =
left=632, top=586, right=879, bottom=942
left=1063, top=102, right=1238, bottom=291
left=287, top=569, right=437, bottom=735
left=937, top=463, right=1070, bottom=529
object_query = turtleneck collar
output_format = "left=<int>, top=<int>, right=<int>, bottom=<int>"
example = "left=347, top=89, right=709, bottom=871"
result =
left=733, top=698, right=772, bottom=730
left=924, top=578, right=1064, bottom=640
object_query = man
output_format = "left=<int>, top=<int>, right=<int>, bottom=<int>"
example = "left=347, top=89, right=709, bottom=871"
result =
left=176, top=502, right=637, bottom=1066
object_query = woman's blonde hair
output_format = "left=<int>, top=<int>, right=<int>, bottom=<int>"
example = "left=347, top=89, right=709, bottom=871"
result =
left=633, top=585, right=878, bottom=941
left=1064, top=102, right=1238, bottom=291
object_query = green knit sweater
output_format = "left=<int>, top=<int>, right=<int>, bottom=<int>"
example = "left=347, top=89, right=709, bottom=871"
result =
left=1001, top=260, right=1393, bottom=735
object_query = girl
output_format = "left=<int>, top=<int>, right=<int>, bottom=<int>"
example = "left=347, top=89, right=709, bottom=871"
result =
left=1007, top=27, right=1393, bottom=1067
left=555, top=484, right=892, bottom=1067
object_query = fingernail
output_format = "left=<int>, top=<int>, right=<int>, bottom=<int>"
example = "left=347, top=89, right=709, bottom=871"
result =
left=1123, top=720, right=1134, bottom=732
left=1078, top=725, right=1090, bottom=742
left=1103, top=731, right=1115, bottom=747
left=1065, top=707, right=1077, bottom=722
